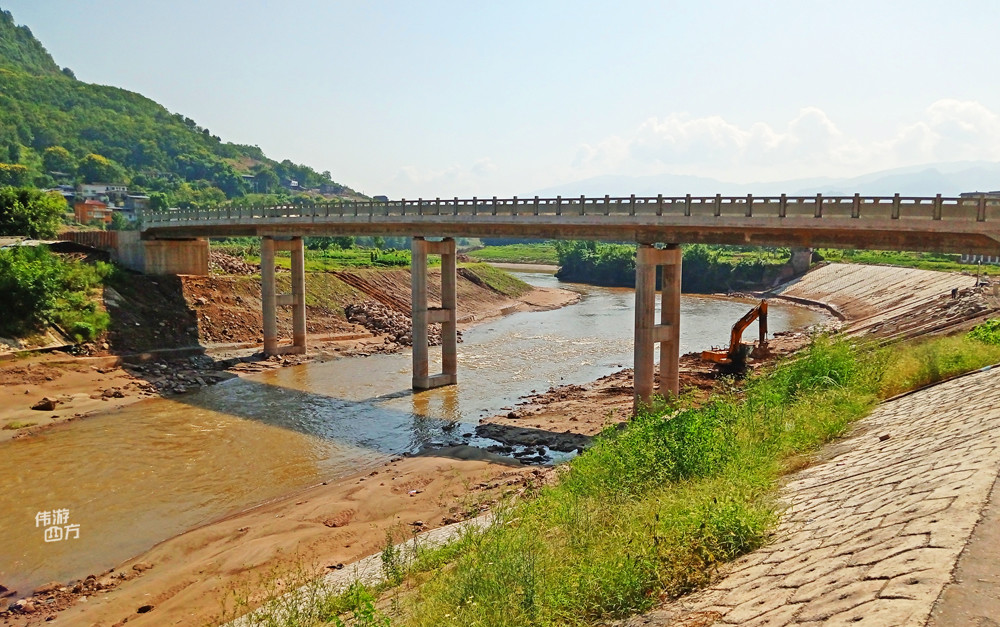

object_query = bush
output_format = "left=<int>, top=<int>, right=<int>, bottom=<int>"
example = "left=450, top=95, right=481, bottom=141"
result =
left=0, top=246, right=110, bottom=340
left=968, top=318, right=1000, bottom=345
left=0, top=186, right=67, bottom=238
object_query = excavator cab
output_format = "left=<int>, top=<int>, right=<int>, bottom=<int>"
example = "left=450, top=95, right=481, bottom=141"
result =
left=701, top=300, right=769, bottom=373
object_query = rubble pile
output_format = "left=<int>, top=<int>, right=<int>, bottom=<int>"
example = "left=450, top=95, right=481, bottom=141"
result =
left=124, top=355, right=237, bottom=395
left=209, top=252, right=259, bottom=276
left=345, top=302, right=463, bottom=347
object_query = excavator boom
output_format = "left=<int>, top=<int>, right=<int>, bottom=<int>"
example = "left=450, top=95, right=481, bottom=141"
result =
left=701, top=300, right=768, bottom=365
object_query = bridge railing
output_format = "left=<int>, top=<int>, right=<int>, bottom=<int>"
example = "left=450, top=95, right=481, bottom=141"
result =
left=139, top=194, right=1000, bottom=226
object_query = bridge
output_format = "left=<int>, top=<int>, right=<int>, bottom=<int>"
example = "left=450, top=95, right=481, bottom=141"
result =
left=135, top=194, right=1000, bottom=410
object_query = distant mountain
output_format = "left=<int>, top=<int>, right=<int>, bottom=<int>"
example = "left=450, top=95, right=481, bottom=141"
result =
left=0, top=7, right=359, bottom=206
left=532, top=162, right=1000, bottom=198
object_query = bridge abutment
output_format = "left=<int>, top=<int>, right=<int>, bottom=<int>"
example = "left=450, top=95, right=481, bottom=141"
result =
left=411, top=237, right=458, bottom=390
left=261, top=235, right=307, bottom=356
left=634, top=243, right=681, bottom=413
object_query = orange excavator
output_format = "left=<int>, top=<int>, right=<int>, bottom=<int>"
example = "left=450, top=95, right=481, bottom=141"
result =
left=701, top=300, right=769, bottom=372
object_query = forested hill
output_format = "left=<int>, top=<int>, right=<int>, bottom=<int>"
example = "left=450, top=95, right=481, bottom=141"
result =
left=0, top=8, right=360, bottom=207
left=0, top=9, right=60, bottom=76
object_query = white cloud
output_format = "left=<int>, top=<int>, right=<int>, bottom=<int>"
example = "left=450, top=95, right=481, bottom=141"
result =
left=387, top=157, right=499, bottom=197
left=574, top=100, right=1000, bottom=181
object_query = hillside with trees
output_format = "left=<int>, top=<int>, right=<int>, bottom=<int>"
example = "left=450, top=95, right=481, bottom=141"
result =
left=0, top=8, right=360, bottom=209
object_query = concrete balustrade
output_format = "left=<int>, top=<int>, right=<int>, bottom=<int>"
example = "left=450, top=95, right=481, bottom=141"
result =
left=260, top=236, right=306, bottom=356
left=411, top=237, right=458, bottom=390
left=139, top=194, right=1000, bottom=255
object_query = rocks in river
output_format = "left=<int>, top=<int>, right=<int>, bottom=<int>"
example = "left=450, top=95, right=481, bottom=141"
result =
left=345, top=301, right=463, bottom=347
left=31, top=398, right=58, bottom=411
left=32, top=582, right=62, bottom=596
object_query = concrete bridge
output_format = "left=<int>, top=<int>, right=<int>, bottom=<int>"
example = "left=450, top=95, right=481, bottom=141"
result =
left=135, top=194, right=1000, bottom=409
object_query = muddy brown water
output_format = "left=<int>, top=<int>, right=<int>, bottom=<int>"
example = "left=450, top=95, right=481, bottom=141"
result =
left=0, top=272, right=828, bottom=596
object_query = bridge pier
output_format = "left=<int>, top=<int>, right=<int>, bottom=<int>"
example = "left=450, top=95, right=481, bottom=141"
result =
left=261, top=235, right=307, bottom=356
left=634, top=243, right=681, bottom=413
left=411, top=237, right=458, bottom=389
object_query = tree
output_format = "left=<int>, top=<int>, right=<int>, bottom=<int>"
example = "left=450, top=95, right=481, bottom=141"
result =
left=78, top=153, right=123, bottom=183
left=0, top=187, right=67, bottom=238
left=42, top=145, right=75, bottom=175
left=253, top=167, right=279, bottom=193
left=0, top=163, right=30, bottom=186
left=149, top=192, right=169, bottom=210
left=109, top=210, right=130, bottom=231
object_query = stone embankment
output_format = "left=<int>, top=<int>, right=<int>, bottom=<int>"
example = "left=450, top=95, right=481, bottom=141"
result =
left=775, top=263, right=999, bottom=340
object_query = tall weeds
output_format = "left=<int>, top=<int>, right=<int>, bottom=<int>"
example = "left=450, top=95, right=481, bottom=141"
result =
left=404, top=338, right=885, bottom=626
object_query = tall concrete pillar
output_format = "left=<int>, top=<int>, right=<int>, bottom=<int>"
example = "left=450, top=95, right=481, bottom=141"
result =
left=412, top=237, right=430, bottom=385
left=411, top=237, right=458, bottom=389
left=659, top=245, right=682, bottom=397
left=261, top=235, right=307, bottom=356
left=290, top=236, right=307, bottom=351
left=790, top=247, right=813, bottom=275
left=634, top=243, right=682, bottom=413
left=261, top=236, right=278, bottom=356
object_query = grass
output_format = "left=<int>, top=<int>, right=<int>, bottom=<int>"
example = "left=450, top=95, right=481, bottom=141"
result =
left=243, top=248, right=427, bottom=273
left=3, top=420, right=36, bottom=430
left=879, top=333, right=1000, bottom=398
left=460, top=263, right=532, bottom=298
left=818, top=248, right=1000, bottom=275
left=232, top=325, right=1000, bottom=626
left=466, top=244, right=560, bottom=265
left=398, top=338, right=882, bottom=626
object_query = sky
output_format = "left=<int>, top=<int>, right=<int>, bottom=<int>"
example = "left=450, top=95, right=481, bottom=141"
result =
left=6, top=1, right=1000, bottom=197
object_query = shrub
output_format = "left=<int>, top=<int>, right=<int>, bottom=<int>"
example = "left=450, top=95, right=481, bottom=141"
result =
left=0, top=246, right=110, bottom=339
left=0, top=186, right=67, bottom=238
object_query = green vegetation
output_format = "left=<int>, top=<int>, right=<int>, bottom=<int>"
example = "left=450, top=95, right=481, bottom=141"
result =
left=3, top=420, right=36, bottom=430
left=818, top=249, right=1000, bottom=275
left=396, top=338, right=879, bottom=626
left=459, top=263, right=532, bottom=297
left=553, top=241, right=787, bottom=292
left=467, top=243, right=560, bottom=265
left=0, top=10, right=61, bottom=77
left=229, top=321, right=1000, bottom=626
left=0, top=186, right=67, bottom=238
left=880, top=334, right=1000, bottom=398
left=968, top=318, right=1000, bottom=345
left=0, top=9, right=356, bottom=206
left=0, top=246, right=111, bottom=341
left=242, top=248, right=417, bottom=272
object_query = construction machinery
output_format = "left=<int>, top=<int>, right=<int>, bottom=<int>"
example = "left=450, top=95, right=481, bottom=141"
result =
left=701, top=300, right=769, bottom=372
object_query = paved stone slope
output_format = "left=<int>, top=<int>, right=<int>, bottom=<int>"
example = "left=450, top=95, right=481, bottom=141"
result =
left=626, top=366, right=1000, bottom=626
left=777, top=263, right=975, bottom=322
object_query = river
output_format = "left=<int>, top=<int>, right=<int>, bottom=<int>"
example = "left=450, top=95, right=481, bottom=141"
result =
left=0, top=272, right=828, bottom=595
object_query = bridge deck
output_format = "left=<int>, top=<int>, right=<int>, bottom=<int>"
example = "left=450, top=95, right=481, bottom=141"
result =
left=140, top=194, right=1000, bottom=254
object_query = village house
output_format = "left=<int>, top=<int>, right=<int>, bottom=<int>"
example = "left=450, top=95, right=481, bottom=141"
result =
left=73, top=198, right=113, bottom=225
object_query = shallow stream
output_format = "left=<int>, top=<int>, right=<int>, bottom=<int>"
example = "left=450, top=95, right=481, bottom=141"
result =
left=0, top=272, right=828, bottom=594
